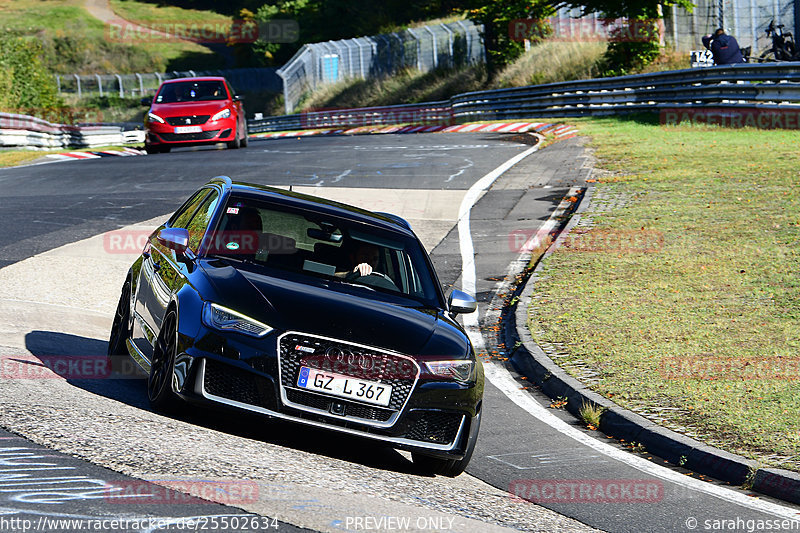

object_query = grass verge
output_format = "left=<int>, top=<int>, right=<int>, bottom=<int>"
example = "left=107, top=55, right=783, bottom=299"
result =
left=0, top=0, right=221, bottom=73
left=108, top=0, right=232, bottom=27
left=0, top=145, right=138, bottom=168
left=529, top=115, right=800, bottom=472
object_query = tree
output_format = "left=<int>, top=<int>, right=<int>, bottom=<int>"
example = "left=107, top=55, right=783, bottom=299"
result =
left=455, top=0, right=555, bottom=78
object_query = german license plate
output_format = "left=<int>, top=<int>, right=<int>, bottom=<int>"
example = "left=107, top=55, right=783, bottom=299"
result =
left=297, top=366, right=392, bottom=407
left=174, top=126, right=202, bottom=134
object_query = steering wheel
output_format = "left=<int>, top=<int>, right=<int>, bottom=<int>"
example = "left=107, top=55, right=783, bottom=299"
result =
left=350, top=271, right=398, bottom=291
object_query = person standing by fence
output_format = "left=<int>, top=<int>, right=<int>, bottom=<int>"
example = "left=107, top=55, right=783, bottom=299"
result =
left=702, top=28, right=745, bottom=65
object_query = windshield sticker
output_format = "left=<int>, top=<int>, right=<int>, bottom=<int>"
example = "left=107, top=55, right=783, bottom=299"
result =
left=227, top=207, right=239, bottom=214
left=226, top=242, right=240, bottom=250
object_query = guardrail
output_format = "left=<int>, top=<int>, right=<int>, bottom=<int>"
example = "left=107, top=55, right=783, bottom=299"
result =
left=450, top=64, right=800, bottom=120
left=248, top=102, right=452, bottom=133
left=0, top=113, right=143, bottom=149
left=9, top=64, right=800, bottom=151
left=248, top=64, right=800, bottom=133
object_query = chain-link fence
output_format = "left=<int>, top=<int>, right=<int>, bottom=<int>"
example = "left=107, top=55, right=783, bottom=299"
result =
left=276, top=20, right=484, bottom=114
left=666, top=0, right=798, bottom=55
left=55, top=67, right=281, bottom=99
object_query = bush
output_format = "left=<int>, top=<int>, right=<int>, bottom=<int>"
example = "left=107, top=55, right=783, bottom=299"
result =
left=0, top=36, right=64, bottom=115
left=600, top=19, right=662, bottom=77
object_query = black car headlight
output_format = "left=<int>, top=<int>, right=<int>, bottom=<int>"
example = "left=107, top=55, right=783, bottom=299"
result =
left=424, top=360, right=476, bottom=383
left=202, top=303, right=273, bottom=337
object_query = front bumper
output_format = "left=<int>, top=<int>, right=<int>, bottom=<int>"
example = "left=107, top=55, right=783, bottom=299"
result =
left=145, top=117, right=237, bottom=146
left=160, top=326, right=483, bottom=458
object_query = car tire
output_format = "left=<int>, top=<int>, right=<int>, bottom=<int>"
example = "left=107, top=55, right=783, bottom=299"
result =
left=240, top=126, right=248, bottom=148
left=159, top=146, right=171, bottom=154
left=412, top=411, right=481, bottom=477
left=107, top=281, right=131, bottom=356
left=148, top=309, right=179, bottom=412
left=145, top=145, right=158, bottom=155
left=227, top=129, right=241, bottom=150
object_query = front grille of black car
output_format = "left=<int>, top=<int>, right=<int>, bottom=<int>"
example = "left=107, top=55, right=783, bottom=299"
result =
left=204, top=359, right=277, bottom=410
left=404, top=411, right=464, bottom=445
left=165, top=115, right=210, bottom=126
left=285, top=388, right=393, bottom=421
left=159, top=130, right=220, bottom=141
left=278, top=333, right=419, bottom=426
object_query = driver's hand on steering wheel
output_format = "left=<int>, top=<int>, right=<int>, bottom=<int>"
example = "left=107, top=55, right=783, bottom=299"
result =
left=353, top=263, right=373, bottom=276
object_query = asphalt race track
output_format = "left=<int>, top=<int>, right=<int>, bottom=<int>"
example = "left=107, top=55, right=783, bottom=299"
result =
left=0, top=134, right=798, bottom=532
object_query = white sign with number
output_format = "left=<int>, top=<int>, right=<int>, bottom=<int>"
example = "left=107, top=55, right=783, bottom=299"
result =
left=691, top=49, right=715, bottom=67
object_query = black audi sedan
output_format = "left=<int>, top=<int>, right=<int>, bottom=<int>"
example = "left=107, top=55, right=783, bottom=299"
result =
left=108, top=176, right=483, bottom=476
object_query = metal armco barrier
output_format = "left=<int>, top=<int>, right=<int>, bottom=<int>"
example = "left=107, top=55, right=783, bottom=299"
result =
left=248, top=101, right=452, bottom=133
left=0, top=113, right=141, bottom=149
left=450, top=64, right=800, bottom=120
left=246, top=64, right=800, bottom=132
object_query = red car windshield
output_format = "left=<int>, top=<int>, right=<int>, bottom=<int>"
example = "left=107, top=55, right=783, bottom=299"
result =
left=156, top=81, right=227, bottom=103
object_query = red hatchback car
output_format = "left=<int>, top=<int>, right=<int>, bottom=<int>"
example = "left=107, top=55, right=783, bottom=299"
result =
left=143, top=77, right=248, bottom=154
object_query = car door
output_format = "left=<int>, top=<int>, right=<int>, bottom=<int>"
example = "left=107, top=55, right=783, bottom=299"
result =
left=132, top=189, right=211, bottom=361
left=225, top=80, right=244, bottom=136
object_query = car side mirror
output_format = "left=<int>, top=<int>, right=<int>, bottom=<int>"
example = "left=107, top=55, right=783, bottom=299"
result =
left=157, top=228, right=190, bottom=255
left=140, top=96, right=153, bottom=106
left=233, top=94, right=244, bottom=101
left=448, top=289, right=477, bottom=315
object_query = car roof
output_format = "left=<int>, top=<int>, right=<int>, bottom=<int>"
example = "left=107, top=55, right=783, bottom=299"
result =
left=226, top=180, right=416, bottom=237
left=163, top=77, right=226, bottom=83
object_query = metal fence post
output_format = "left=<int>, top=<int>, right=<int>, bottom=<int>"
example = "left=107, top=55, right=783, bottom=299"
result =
left=136, top=73, right=144, bottom=96
left=406, top=28, right=422, bottom=71
left=95, top=74, right=103, bottom=97
left=440, top=23, right=454, bottom=67
left=115, top=74, right=124, bottom=98
left=55, top=75, right=61, bottom=95
left=74, top=74, right=81, bottom=98
left=456, top=20, right=471, bottom=61
left=423, top=26, right=438, bottom=68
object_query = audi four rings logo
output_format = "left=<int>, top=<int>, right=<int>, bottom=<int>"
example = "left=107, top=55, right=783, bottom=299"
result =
left=325, top=347, right=373, bottom=370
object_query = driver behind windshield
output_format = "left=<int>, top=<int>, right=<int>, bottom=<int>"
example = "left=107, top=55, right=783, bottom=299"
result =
left=337, top=242, right=380, bottom=279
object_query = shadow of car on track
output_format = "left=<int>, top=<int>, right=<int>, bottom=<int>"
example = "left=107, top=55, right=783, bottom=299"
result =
left=23, top=330, right=425, bottom=476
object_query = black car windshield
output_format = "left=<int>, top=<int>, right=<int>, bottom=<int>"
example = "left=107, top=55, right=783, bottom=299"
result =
left=156, top=81, right=227, bottom=103
left=202, top=196, right=442, bottom=307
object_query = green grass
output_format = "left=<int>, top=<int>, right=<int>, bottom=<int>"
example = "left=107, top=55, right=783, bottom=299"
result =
left=109, top=0, right=232, bottom=27
left=0, top=145, right=138, bottom=168
left=495, top=40, right=608, bottom=87
left=529, top=116, right=800, bottom=471
left=0, top=0, right=222, bottom=73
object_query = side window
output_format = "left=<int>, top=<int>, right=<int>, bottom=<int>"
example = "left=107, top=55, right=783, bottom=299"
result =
left=226, top=80, right=237, bottom=98
left=170, top=190, right=210, bottom=229
left=185, top=191, right=220, bottom=252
